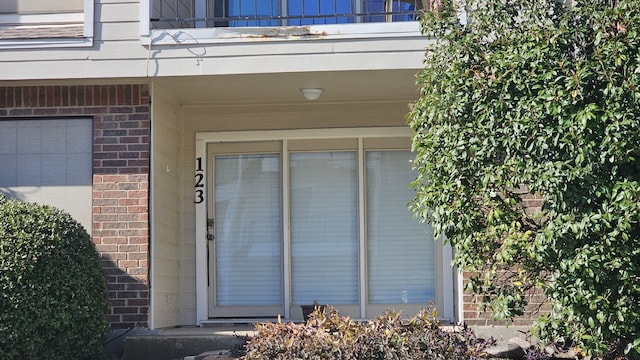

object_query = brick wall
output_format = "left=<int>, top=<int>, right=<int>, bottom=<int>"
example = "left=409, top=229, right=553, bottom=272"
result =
left=0, top=85, right=150, bottom=329
left=462, top=274, right=551, bottom=326
left=462, top=192, right=548, bottom=326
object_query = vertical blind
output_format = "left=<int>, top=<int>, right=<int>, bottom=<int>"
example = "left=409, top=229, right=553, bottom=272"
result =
left=290, top=152, right=359, bottom=305
left=366, top=151, right=435, bottom=304
left=214, top=154, right=282, bottom=305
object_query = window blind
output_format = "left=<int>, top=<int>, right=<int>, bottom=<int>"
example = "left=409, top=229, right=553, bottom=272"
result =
left=290, top=152, right=358, bottom=305
left=366, top=151, right=435, bottom=304
left=214, top=154, right=282, bottom=305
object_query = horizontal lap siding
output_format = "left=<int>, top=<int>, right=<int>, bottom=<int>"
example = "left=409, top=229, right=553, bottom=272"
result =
left=0, top=84, right=151, bottom=329
left=151, top=90, right=183, bottom=327
left=0, top=0, right=425, bottom=80
left=0, top=1, right=144, bottom=80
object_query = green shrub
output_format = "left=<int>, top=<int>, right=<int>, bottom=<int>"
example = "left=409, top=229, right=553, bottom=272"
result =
left=0, top=195, right=109, bottom=360
left=408, top=0, right=640, bottom=356
left=243, top=307, right=487, bottom=359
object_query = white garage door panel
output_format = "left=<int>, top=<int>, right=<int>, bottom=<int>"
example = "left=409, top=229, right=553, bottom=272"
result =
left=3, top=186, right=93, bottom=233
left=0, top=118, right=92, bottom=234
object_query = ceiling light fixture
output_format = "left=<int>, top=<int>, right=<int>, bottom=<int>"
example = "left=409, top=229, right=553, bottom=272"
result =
left=300, top=88, right=324, bottom=101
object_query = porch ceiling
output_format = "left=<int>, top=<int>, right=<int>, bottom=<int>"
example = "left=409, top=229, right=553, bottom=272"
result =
left=151, top=69, right=421, bottom=106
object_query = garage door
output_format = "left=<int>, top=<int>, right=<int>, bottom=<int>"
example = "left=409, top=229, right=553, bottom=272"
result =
left=0, top=118, right=93, bottom=233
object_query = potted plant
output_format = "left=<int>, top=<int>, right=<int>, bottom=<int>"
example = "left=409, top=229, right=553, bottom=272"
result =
left=300, top=300, right=326, bottom=321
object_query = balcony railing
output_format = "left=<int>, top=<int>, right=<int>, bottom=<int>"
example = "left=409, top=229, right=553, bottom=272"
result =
left=151, top=0, right=428, bottom=29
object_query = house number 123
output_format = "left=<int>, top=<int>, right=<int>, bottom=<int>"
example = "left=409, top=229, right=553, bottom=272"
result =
left=194, top=157, right=204, bottom=204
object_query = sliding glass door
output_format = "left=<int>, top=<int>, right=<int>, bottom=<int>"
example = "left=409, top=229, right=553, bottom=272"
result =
left=204, top=134, right=448, bottom=321
left=211, top=152, right=283, bottom=317
left=366, top=151, right=435, bottom=308
left=290, top=152, right=359, bottom=305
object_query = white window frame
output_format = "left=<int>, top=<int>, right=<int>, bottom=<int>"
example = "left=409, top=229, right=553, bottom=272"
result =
left=194, top=127, right=458, bottom=325
left=139, top=0, right=421, bottom=45
left=0, top=0, right=93, bottom=49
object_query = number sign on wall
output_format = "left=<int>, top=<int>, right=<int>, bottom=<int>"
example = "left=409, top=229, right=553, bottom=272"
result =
left=194, top=157, right=204, bottom=204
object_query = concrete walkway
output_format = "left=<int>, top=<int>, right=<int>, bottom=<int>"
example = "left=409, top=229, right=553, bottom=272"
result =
left=122, top=324, right=256, bottom=360
left=156, top=324, right=256, bottom=337
left=117, top=322, right=531, bottom=360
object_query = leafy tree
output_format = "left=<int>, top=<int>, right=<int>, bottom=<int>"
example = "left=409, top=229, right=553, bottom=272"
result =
left=408, top=0, right=640, bottom=357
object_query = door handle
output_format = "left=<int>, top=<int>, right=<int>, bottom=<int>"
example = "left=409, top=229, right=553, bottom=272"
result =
left=207, top=218, right=215, bottom=241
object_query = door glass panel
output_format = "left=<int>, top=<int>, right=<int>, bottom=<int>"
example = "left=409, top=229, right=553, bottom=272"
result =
left=214, top=154, right=282, bottom=305
left=366, top=151, right=435, bottom=304
left=290, top=152, right=358, bottom=305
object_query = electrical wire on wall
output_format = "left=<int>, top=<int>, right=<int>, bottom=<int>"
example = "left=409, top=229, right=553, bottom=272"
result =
left=145, top=29, right=207, bottom=79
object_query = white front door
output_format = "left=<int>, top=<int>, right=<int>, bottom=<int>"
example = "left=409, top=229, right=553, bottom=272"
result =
left=208, top=146, right=284, bottom=317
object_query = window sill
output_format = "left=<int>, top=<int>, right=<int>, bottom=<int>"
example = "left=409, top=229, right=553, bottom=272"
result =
left=0, top=36, right=93, bottom=49
left=0, top=9, right=94, bottom=49
left=141, top=21, right=422, bottom=46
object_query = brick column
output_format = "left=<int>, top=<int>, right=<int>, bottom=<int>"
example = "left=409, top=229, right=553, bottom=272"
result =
left=94, top=173, right=149, bottom=328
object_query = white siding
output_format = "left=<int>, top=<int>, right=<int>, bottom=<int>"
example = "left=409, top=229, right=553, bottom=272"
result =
left=179, top=146, right=198, bottom=325
left=0, top=0, right=83, bottom=14
left=96, top=1, right=140, bottom=23
left=151, top=89, right=183, bottom=328
left=0, top=0, right=143, bottom=79
left=0, top=0, right=427, bottom=81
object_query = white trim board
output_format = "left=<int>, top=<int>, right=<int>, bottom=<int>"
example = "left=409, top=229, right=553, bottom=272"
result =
left=196, top=127, right=413, bottom=143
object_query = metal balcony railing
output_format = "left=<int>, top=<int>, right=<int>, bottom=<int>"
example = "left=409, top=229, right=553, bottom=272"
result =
left=151, top=0, right=428, bottom=29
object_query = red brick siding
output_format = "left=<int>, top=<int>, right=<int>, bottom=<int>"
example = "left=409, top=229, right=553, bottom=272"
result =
left=462, top=288, right=551, bottom=326
left=0, top=85, right=150, bottom=329
left=462, top=192, right=548, bottom=326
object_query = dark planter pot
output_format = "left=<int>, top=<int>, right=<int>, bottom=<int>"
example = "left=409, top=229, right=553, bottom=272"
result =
left=301, top=304, right=326, bottom=321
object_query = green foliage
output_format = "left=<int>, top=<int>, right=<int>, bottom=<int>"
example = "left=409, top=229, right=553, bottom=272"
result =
left=244, top=307, right=488, bottom=359
left=0, top=195, right=109, bottom=360
left=408, top=0, right=640, bottom=357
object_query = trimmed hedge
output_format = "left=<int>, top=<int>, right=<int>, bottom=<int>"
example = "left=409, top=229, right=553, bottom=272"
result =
left=244, top=307, right=488, bottom=359
left=0, top=195, right=109, bottom=360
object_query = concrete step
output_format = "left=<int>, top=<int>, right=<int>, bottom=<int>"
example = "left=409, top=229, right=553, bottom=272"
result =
left=184, top=350, right=233, bottom=360
left=122, top=326, right=254, bottom=360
